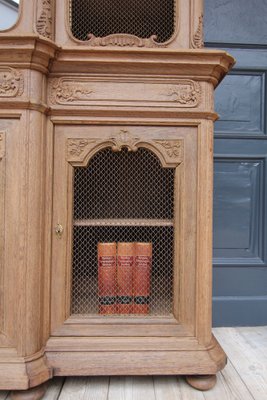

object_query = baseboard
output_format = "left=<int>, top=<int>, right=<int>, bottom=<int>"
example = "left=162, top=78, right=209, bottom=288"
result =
left=212, top=296, right=267, bottom=326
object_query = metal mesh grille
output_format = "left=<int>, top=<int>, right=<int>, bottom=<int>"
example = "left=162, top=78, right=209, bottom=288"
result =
left=70, top=0, right=176, bottom=43
left=71, top=148, right=175, bottom=316
left=74, top=148, right=174, bottom=220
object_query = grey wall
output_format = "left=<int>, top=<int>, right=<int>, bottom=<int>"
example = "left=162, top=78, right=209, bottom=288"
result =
left=205, top=0, right=267, bottom=326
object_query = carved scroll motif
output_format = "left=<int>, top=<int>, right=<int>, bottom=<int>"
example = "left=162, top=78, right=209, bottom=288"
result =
left=0, top=67, right=24, bottom=98
left=110, top=129, right=139, bottom=152
left=36, top=0, right=53, bottom=39
left=166, top=80, right=201, bottom=107
left=87, top=33, right=162, bottom=48
left=0, top=132, right=5, bottom=160
left=49, top=78, right=94, bottom=104
left=67, top=131, right=183, bottom=168
left=192, top=14, right=204, bottom=49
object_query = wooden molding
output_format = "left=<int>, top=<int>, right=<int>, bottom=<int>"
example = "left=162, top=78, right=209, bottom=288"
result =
left=66, top=130, right=184, bottom=168
left=0, top=36, right=59, bottom=74
left=0, top=132, right=5, bottom=159
left=0, top=67, right=24, bottom=98
left=50, top=49, right=235, bottom=87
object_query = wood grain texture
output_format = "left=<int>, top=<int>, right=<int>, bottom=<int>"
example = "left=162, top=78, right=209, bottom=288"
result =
left=185, top=375, right=217, bottom=391
left=109, top=377, right=155, bottom=400
left=58, top=377, right=109, bottom=400
left=214, top=328, right=267, bottom=400
left=0, top=0, right=234, bottom=390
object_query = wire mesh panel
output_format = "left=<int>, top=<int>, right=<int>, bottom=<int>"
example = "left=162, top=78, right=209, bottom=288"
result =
left=74, top=148, right=174, bottom=220
left=70, top=0, right=176, bottom=43
left=71, top=147, right=175, bottom=316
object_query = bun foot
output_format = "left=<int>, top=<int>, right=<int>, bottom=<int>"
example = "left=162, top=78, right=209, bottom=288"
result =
left=185, top=374, right=217, bottom=391
left=11, top=383, right=47, bottom=400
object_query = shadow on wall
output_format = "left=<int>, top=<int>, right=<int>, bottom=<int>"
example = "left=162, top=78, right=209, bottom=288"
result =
left=0, top=0, right=19, bottom=31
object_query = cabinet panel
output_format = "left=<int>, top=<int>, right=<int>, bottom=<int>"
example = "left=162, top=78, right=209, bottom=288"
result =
left=51, top=124, right=197, bottom=337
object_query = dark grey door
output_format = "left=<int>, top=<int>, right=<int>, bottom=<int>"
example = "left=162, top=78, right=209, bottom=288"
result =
left=205, top=0, right=267, bottom=326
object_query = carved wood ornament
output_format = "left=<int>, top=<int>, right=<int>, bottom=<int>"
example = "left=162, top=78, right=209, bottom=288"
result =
left=192, top=14, right=204, bottom=49
left=49, top=78, right=200, bottom=107
left=166, top=81, right=201, bottom=106
left=66, top=129, right=184, bottom=168
left=87, top=34, right=163, bottom=48
left=36, top=0, right=53, bottom=39
left=49, top=78, right=94, bottom=104
left=0, top=67, right=24, bottom=98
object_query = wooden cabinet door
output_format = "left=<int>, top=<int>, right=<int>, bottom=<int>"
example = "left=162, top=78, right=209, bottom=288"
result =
left=50, top=123, right=204, bottom=340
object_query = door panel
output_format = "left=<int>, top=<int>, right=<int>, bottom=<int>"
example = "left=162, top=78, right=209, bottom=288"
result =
left=205, top=0, right=267, bottom=326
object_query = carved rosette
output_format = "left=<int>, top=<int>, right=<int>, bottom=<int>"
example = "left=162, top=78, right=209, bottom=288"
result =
left=0, top=132, right=5, bottom=160
left=36, top=0, right=53, bottom=39
left=87, top=34, right=163, bottom=48
left=192, top=14, right=204, bottom=49
left=49, top=78, right=94, bottom=105
left=166, top=80, right=201, bottom=107
left=0, top=67, right=24, bottom=98
left=67, top=130, right=183, bottom=168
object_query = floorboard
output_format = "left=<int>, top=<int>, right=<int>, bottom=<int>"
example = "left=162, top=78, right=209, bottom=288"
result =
left=214, top=327, right=267, bottom=400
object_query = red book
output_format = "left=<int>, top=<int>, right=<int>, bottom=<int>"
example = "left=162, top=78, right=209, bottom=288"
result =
left=133, top=242, right=152, bottom=314
left=98, top=242, right=117, bottom=314
left=117, top=242, right=135, bottom=314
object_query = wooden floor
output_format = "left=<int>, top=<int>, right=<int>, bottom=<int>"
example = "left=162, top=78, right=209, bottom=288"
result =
left=1, top=327, right=266, bottom=400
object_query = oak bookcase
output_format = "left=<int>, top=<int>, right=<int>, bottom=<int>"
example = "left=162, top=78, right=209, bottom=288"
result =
left=0, top=0, right=234, bottom=398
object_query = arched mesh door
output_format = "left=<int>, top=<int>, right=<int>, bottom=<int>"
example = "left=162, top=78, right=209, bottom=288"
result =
left=71, top=147, right=175, bottom=316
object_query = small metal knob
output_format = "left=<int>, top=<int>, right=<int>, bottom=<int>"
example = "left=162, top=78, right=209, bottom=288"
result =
left=55, top=224, right=63, bottom=238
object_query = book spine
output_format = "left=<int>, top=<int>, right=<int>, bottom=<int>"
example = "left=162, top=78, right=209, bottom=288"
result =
left=133, top=242, right=152, bottom=314
left=117, top=242, right=135, bottom=314
left=98, top=242, right=117, bottom=314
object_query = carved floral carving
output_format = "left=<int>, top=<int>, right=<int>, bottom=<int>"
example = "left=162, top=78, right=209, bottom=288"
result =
left=0, top=67, right=24, bottom=98
left=192, top=14, right=204, bottom=49
left=166, top=81, right=200, bottom=107
left=155, top=140, right=183, bottom=159
left=67, top=139, right=96, bottom=158
left=36, top=0, right=53, bottom=39
left=0, top=132, right=5, bottom=160
left=49, top=78, right=94, bottom=104
left=87, top=33, right=162, bottom=48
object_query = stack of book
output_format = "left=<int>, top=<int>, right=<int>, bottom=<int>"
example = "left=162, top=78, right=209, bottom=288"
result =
left=98, top=242, right=152, bottom=315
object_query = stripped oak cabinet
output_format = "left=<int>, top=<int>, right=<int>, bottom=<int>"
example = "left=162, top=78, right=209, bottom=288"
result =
left=0, top=0, right=234, bottom=398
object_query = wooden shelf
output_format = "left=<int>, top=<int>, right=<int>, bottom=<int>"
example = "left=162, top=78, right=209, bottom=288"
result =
left=73, top=219, right=174, bottom=227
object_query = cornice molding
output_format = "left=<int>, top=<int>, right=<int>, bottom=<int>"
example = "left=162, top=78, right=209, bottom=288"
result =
left=0, top=35, right=59, bottom=74
left=50, top=49, right=235, bottom=87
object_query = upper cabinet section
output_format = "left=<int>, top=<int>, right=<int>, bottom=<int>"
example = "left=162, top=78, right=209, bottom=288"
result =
left=69, top=0, right=176, bottom=45
left=0, top=0, right=204, bottom=49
